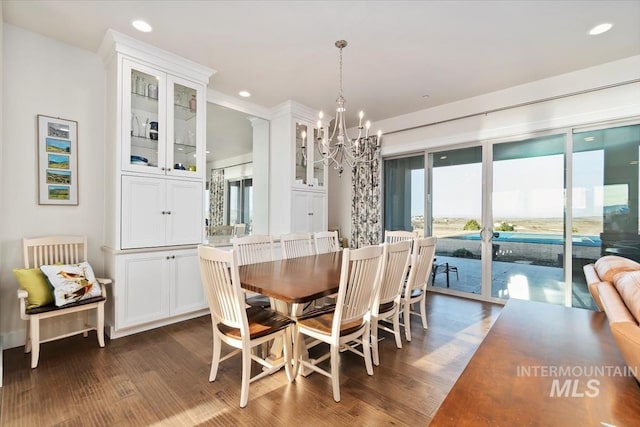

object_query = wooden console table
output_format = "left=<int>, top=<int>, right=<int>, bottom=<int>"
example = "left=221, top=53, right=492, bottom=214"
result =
left=431, top=298, right=640, bottom=426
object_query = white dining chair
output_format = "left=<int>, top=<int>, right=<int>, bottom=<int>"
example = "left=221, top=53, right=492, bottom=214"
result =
left=314, top=231, right=340, bottom=254
left=371, top=240, right=412, bottom=366
left=198, top=245, right=294, bottom=408
left=401, top=236, right=437, bottom=341
left=293, top=244, right=385, bottom=402
left=280, top=233, right=315, bottom=259
left=384, top=230, right=417, bottom=244
left=231, top=234, right=275, bottom=308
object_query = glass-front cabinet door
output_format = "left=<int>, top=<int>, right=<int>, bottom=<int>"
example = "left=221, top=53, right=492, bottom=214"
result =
left=167, top=75, right=204, bottom=178
left=294, top=120, right=326, bottom=189
left=123, top=59, right=166, bottom=175
left=122, top=59, right=204, bottom=179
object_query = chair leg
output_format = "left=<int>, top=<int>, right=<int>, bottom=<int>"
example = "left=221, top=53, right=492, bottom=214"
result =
left=30, top=317, right=40, bottom=369
left=240, top=343, right=252, bottom=408
left=403, top=300, right=412, bottom=342
left=363, top=324, right=373, bottom=376
left=97, top=303, right=105, bottom=347
left=419, top=296, right=428, bottom=330
left=209, top=333, right=222, bottom=382
left=392, top=311, right=403, bottom=349
left=330, top=343, right=341, bottom=402
left=283, top=327, right=294, bottom=382
left=371, top=318, right=380, bottom=366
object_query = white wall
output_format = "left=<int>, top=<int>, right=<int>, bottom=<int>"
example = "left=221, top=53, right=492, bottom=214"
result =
left=1, top=25, right=106, bottom=348
left=328, top=55, right=640, bottom=242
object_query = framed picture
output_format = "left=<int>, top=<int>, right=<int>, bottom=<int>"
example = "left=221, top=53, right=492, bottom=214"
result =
left=37, top=115, right=78, bottom=205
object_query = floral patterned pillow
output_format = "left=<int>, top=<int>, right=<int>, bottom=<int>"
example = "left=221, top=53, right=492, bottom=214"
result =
left=40, top=262, right=101, bottom=307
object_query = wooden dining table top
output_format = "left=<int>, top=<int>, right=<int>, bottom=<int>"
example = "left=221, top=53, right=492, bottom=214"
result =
left=238, top=252, right=343, bottom=304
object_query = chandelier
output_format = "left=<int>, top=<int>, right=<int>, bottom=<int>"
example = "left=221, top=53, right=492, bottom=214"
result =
left=302, top=40, right=381, bottom=177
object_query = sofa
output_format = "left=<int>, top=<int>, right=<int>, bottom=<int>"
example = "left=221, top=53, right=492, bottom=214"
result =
left=583, top=255, right=640, bottom=381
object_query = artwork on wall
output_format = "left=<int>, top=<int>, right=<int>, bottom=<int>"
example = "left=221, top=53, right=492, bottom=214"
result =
left=37, top=115, right=78, bottom=205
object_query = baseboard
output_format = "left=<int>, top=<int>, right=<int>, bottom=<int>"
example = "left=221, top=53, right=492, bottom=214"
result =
left=106, top=309, right=209, bottom=339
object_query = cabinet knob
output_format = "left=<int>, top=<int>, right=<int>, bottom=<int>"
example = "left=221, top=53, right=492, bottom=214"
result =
left=166, top=211, right=172, bottom=215
left=308, top=212, right=314, bottom=216
left=161, top=167, right=166, bottom=171
left=161, top=211, right=166, bottom=215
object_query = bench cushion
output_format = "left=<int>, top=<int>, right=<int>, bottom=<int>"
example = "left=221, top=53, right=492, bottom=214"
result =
left=25, top=295, right=106, bottom=315
left=13, top=268, right=54, bottom=309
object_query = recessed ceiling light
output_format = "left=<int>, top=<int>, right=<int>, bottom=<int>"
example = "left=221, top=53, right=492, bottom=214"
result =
left=589, top=23, right=612, bottom=35
left=132, top=20, right=152, bottom=33
left=239, top=90, right=251, bottom=98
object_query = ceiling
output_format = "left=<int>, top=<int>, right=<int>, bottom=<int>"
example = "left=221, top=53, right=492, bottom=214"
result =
left=3, top=0, right=640, bottom=155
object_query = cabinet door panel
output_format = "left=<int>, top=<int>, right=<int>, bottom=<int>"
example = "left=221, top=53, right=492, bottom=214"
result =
left=122, top=176, right=166, bottom=248
left=310, top=192, right=327, bottom=232
left=118, top=253, right=170, bottom=328
left=166, top=180, right=204, bottom=245
left=122, top=58, right=166, bottom=175
left=292, top=191, right=312, bottom=232
left=171, top=251, right=206, bottom=314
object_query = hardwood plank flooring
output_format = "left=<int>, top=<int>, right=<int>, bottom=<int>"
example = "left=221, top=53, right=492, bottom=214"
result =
left=0, top=294, right=501, bottom=426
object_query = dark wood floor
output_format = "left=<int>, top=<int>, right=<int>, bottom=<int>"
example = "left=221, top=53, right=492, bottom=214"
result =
left=0, top=294, right=501, bottom=426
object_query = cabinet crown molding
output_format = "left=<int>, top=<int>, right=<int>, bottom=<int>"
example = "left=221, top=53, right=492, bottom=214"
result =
left=99, top=29, right=215, bottom=84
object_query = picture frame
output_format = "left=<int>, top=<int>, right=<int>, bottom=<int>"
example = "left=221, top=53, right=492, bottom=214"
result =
left=37, top=115, right=78, bottom=205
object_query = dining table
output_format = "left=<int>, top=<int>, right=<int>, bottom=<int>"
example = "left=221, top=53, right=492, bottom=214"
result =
left=238, top=251, right=343, bottom=370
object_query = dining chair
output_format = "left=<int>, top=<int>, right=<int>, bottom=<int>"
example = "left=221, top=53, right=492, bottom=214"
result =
left=233, top=223, right=247, bottom=236
left=293, top=244, right=384, bottom=402
left=231, top=234, right=275, bottom=308
left=401, top=236, right=437, bottom=341
left=314, top=231, right=340, bottom=254
left=384, top=230, right=417, bottom=244
left=280, top=233, right=315, bottom=259
left=371, top=240, right=412, bottom=366
left=15, top=235, right=111, bottom=368
left=198, top=245, right=294, bottom=408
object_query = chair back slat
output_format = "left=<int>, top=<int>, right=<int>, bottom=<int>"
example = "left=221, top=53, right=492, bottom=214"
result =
left=231, top=235, right=274, bottom=266
left=406, top=237, right=437, bottom=292
left=198, top=246, right=247, bottom=332
left=375, top=240, right=412, bottom=309
left=23, top=235, right=87, bottom=268
left=314, top=231, right=340, bottom=254
left=280, top=233, right=315, bottom=259
left=334, top=245, right=384, bottom=333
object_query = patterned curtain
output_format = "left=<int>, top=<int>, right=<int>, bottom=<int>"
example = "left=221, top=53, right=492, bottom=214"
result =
left=209, top=169, right=225, bottom=234
left=350, top=136, right=382, bottom=248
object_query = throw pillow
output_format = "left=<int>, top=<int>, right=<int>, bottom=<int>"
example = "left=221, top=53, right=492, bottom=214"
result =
left=40, top=261, right=102, bottom=307
left=13, top=268, right=55, bottom=309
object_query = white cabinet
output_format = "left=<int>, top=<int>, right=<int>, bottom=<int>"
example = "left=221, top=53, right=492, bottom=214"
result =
left=292, top=190, right=327, bottom=233
left=101, top=30, right=214, bottom=338
left=270, top=101, right=330, bottom=236
left=122, top=58, right=206, bottom=179
left=121, top=176, right=203, bottom=249
left=105, top=248, right=207, bottom=337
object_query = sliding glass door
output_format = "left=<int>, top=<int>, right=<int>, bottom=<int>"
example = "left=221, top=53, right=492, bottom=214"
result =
left=385, top=121, right=639, bottom=308
left=429, top=146, right=483, bottom=295
left=490, top=135, right=565, bottom=304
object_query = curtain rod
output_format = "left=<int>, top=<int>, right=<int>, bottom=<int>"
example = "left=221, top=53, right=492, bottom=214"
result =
left=383, top=78, right=640, bottom=136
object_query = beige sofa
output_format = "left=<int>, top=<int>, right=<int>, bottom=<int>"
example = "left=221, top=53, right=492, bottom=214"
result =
left=583, top=255, right=640, bottom=381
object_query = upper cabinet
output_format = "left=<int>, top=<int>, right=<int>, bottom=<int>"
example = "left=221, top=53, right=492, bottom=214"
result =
left=123, top=58, right=206, bottom=179
left=294, top=121, right=326, bottom=190
left=100, top=29, right=215, bottom=251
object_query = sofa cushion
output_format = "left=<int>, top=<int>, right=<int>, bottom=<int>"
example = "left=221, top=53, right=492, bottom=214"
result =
left=613, top=271, right=640, bottom=323
left=594, top=255, right=640, bottom=283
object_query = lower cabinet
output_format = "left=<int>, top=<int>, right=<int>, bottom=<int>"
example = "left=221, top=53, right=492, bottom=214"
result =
left=104, top=247, right=208, bottom=338
left=292, top=190, right=327, bottom=233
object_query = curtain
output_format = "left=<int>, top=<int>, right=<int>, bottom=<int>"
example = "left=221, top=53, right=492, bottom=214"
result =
left=209, top=168, right=225, bottom=234
left=350, top=136, right=382, bottom=248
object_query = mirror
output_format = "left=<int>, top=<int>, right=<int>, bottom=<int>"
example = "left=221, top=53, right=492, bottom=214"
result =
left=205, top=102, right=269, bottom=240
